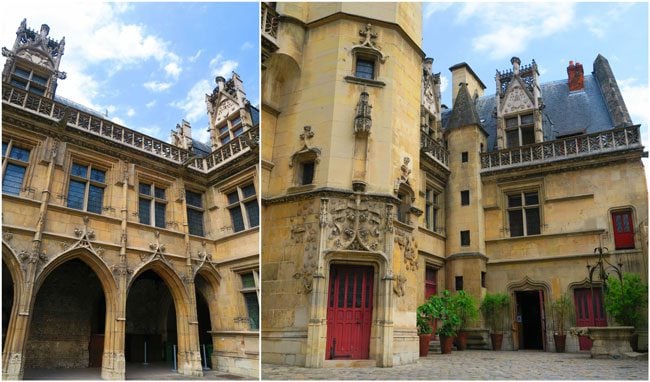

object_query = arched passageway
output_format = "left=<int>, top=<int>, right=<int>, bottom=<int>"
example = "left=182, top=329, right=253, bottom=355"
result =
left=125, top=270, right=178, bottom=370
left=24, top=259, right=106, bottom=370
left=2, top=259, right=15, bottom=352
left=195, top=274, right=214, bottom=369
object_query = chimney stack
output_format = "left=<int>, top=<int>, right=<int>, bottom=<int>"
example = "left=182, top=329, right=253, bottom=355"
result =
left=567, top=60, right=584, bottom=91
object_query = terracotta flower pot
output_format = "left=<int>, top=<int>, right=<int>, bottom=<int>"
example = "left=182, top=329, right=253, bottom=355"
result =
left=490, top=333, right=503, bottom=350
left=419, top=334, right=432, bottom=357
left=457, top=331, right=469, bottom=351
left=440, top=335, right=454, bottom=354
left=553, top=333, right=566, bottom=353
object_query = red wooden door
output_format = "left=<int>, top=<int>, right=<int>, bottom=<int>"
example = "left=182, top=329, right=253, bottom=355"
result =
left=425, top=267, right=437, bottom=299
left=574, top=288, right=607, bottom=350
left=612, top=210, right=635, bottom=249
left=326, top=265, right=373, bottom=360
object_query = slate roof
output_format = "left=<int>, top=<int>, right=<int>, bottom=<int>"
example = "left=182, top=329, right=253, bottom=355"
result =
left=191, top=140, right=212, bottom=157
left=446, top=82, right=480, bottom=130
left=443, top=74, right=615, bottom=152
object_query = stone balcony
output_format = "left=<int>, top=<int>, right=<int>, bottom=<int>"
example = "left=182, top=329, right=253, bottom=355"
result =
left=420, top=132, right=449, bottom=169
left=480, top=125, right=642, bottom=172
left=2, top=84, right=258, bottom=174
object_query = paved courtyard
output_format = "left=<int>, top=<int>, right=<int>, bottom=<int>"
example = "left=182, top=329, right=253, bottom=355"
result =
left=262, top=350, right=648, bottom=380
left=24, top=362, right=252, bottom=380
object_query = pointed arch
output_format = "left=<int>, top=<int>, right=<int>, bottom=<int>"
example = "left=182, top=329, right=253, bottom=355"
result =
left=2, top=241, right=23, bottom=288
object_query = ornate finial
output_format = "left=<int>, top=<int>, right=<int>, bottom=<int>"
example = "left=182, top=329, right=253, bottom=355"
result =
left=511, top=56, right=521, bottom=75
left=359, top=23, right=379, bottom=50
left=354, top=92, right=372, bottom=136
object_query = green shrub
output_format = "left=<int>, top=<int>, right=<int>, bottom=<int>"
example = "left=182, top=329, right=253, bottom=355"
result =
left=550, top=293, right=573, bottom=335
left=604, top=273, right=648, bottom=327
left=429, top=290, right=460, bottom=337
left=453, top=291, right=479, bottom=330
left=480, top=293, right=510, bottom=333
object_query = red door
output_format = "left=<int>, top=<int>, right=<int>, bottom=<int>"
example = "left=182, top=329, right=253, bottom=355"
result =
left=574, top=288, right=607, bottom=350
left=326, top=265, right=373, bottom=360
left=425, top=267, right=438, bottom=337
left=612, top=210, right=635, bottom=249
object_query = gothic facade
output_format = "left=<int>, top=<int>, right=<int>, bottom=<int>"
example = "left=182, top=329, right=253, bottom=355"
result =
left=2, top=19, right=259, bottom=379
left=261, top=2, right=647, bottom=367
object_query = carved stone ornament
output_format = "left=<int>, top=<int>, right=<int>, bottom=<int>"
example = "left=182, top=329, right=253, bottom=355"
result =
left=290, top=202, right=319, bottom=294
left=111, top=263, right=133, bottom=278
left=140, top=230, right=172, bottom=268
left=394, top=157, right=412, bottom=193
left=394, top=229, right=418, bottom=271
left=289, top=126, right=321, bottom=168
left=191, top=240, right=220, bottom=279
left=2, top=232, right=13, bottom=243
left=393, top=273, right=407, bottom=297
left=66, top=215, right=105, bottom=258
left=327, top=195, right=386, bottom=252
left=354, top=91, right=372, bottom=136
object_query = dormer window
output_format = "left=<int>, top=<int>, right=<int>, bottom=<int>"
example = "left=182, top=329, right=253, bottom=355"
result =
left=218, top=114, right=246, bottom=145
left=355, top=58, right=375, bottom=80
left=10, top=66, right=48, bottom=96
left=505, top=113, right=535, bottom=148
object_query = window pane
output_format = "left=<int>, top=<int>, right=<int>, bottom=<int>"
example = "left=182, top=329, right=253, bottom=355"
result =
left=526, top=208, right=541, bottom=235
left=243, top=292, right=259, bottom=330
left=154, top=187, right=165, bottom=199
left=245, top=200, right=259, bottom=228
left=2, top=163, right=26, bottom=195
left=233, top=127, right=243, bottom=137
left=67, top=180, right=86, bottom=210
left=90, top=168, right=105, bottom=183
left=508, top=194, right=522, bottom=207
left=230, top=206, right=245, bottom=232
left=241, top=273, right=255, bottom=288
left=187, top=208, right=204, bottom=236
left=509, top=210, right=524, bottom=237
left=231, top=116, right=242, bottom=127
left=31, top=74, right=48, bottom=85
left=505, top=117, right=518, bottom=129
left=71, top=163, right=88, bottom=178
left=186, top=190, right=203, bottom=208
left=460, top=230, right=470, bottom=246
left=302, top=161, right=314, bottom=185
left=521, top=126, right=535, bottom=145
left=29, top=86, right=45, bottom=96
left=87, top=185, right=104, bottom=214
left=139, top=198, right=151, bottom=225
left=139, top=183, right=152, bottom=195
left=524, top=192, right=539, bottom=205
left=10, top=78, right=28, bottom=89
left=241, top=184, right=256, bottom=198
left=2, top=142, right=8, bottom=157
left=227, top=191, right=239, bottom=204
left=155, top=202, right=166, bottom=228
left=506, top=129, right=519, bottom=148
left=221, top=135, right=231, bottom=144
left=14, top=67, right=30, bottom=79
left=521, top=113, right=534, bottom=125
left=356, top=59, right=374, bottom=79
left=9, top=146, right=30, bottom=162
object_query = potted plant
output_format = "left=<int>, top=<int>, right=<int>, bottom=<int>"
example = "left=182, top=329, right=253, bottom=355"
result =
left=416, top=299, right=435, bottom=357
left=480, top=292, right=510, bottom=350
left=430, top=290, right=460, bottom=354
left=453, top=291, right=479, bottom=350
left=603, top=273, right=648, bottom=351
left=550, top=293, right=573, bottom=352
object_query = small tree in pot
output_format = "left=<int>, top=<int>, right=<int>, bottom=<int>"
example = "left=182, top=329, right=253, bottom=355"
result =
left=603, top=273, right=648, bottom=351
left=430, top=290, right=460, bottom=354
left=417, top=299, right=435, bottom=357
left=480, top=293, right=510, bottom=350
left=453, top=291, right=479, bottom=350
left=550, top=293, right=573, bottom=352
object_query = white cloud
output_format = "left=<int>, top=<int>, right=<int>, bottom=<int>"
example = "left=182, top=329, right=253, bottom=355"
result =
left=170, top=79, right=212, bottom=124
left=126, top=108, right=136, bottom=117
left=439, top=75, right=449, bottom=94
left=209, top=54, right=239, bottom=78
left=424, top=3, right=453, bottom=20
left=240, top=41, right=254, bottom=51
left=145, top=100, right=157, bottom=108
left=583, top=3, right=634, bottom=39
left=619, top=78, right=650, bottom=132
left=144, top=81, right=172, bottom=92
left=188, top=49, right=203, bottom=63
left=164, top=62, right=182, bottom=79
left=455, top=3, right=575, bottom=60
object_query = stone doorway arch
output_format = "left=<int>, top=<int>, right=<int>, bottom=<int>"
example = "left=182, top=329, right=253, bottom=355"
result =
left=2, top=245, right=24, bottom=379
left=506, top=276, right=551, bottom=351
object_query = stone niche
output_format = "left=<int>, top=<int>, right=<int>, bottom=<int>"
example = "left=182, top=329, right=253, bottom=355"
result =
left=24, top=260, right=104, bottom=368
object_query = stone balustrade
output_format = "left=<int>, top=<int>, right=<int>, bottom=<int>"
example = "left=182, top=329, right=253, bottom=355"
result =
left=420, top=132, right=449, bottom=168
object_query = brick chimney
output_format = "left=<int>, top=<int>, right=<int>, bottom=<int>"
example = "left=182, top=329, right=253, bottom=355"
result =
left=567, top=60, right=584, bottom=91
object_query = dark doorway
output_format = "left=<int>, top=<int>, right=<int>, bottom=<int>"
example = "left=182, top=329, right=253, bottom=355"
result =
left=195, top=278, right=213, bottom=369
left=2, top=260, right=15, bottom=352
left=25, top=259, right=105, bottom=369
left=515, top=290, right=544, bottom=350
left=125, top=270, right=177, bottom=366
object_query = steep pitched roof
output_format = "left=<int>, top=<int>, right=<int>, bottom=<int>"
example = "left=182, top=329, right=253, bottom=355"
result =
left=446, top=82, right=480, bottom=130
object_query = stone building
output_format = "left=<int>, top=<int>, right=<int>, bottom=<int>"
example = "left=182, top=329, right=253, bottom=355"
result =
left=1, top=19, right=259, bottom=379
left=261, top=2, right=648, bottom=367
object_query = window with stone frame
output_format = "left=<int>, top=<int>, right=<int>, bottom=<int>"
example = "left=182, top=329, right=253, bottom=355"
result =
left=226, top=183, right=259, bottom=233
left=186, top=190, right=205, bottom=236
left=425, top=185, right=442, bottom=233
left=2, top=139, right=31, bottom=196
left=67, top=162, right=106, bottom=214
left=240, top=271, right=259, bottom=330
left=10, top=65, right=48, bottom=96
left=355, top=57, right=375, bottom=80
left=505, top=113, right=535, bottom=148
left=217, top=114, right=246, bottom=146
left=138, top=182, right=167, bottom=229
left=507, top=190, right=541, bottom=237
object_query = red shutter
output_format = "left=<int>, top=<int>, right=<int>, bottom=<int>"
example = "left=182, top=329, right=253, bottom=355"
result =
left=612, top=210, right=635, bottom=249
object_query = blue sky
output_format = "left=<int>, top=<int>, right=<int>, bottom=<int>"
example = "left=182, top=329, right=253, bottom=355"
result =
left=422, top=2, right=649, bottom=135
left=2, top=2, right=259, bottom=144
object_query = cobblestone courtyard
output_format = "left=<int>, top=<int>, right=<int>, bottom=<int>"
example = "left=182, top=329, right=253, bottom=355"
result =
left=262, top=350, right=648, bottom=380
